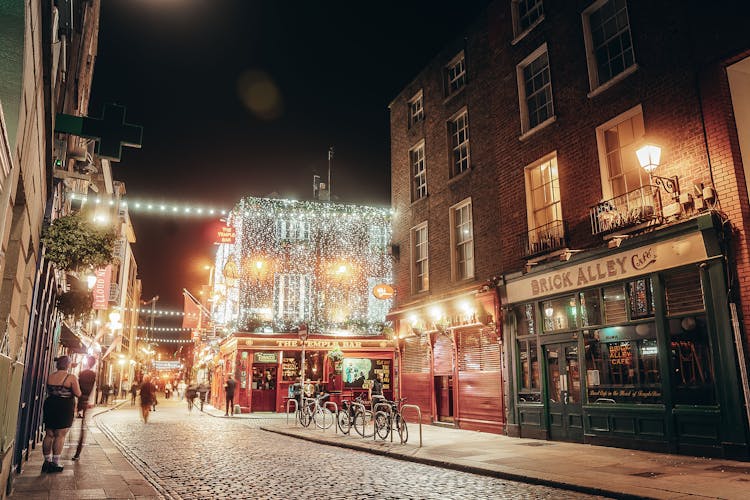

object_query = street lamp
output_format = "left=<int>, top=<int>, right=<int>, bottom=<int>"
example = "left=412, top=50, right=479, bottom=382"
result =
left=117, top=355, right=126, bottom=400
left=298, top=323, right=309, bottom=398
left=636, top=144, right=680, bottom=198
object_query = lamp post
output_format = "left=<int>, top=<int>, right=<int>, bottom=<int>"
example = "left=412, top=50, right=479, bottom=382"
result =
left=117, top=356, right=126, bottom=400
left=298, top=323, right=309, bottom=399
left=636, top=144, right=680, bottom=198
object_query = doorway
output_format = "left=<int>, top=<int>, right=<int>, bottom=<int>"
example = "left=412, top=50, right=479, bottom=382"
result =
left=434, top=375, right=454, bottom=422
left=251, top=364, right=277, bottom=412
left=544, top=342, right=583, bottom=442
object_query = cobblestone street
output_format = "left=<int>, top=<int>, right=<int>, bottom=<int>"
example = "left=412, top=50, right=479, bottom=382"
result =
left=96, top=400, right=606, bottom=499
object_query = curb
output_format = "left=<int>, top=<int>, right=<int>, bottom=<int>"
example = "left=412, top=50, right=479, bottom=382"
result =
left=260, top=426, right=651, bottom=500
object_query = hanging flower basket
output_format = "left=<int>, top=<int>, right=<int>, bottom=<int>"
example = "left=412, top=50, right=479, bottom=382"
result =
left=327, top=347, right=344, bottom=373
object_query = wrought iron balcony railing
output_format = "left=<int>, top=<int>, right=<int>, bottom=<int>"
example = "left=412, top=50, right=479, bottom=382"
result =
left=520, top=219, right=567, bottom=259
left=589, top=185, right=663, bottom=236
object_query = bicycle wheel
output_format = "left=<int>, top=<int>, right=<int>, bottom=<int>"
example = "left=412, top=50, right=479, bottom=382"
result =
left=397, top=415, right=409, bottom=444
left=314, top=407, right=334, bottom=429
left=353, top=409, right=374, bottom=437
left=374, top=411, right=390, bottom=440
left=298, top=408, right=312, bottom=427
left=337, top=410, right=351, bottom=434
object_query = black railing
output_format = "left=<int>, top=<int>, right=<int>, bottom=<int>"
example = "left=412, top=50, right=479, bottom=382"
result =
left=520, top=219, right=567, bottom=258
left=590, top=185, right=663, bottom=236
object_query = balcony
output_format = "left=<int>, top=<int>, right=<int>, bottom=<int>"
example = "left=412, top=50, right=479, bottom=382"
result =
left=520, top=219, right=567, bottom=259
left=590, top=185, right=663, bottom=236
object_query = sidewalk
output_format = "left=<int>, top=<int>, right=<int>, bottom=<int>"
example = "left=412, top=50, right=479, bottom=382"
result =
left=9, top=400, right=161, bottom=499
left=261, top=419, right=750, bottom=500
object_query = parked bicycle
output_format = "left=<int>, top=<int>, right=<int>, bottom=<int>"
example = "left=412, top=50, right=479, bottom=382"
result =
left=298, top=393, right=334, bottom=430
left=337, top=395, right=369, bottom=434
left=374, top=398, right=408, bottom=443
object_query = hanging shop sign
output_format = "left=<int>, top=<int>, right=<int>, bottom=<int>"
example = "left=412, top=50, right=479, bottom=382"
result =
left=253, top=352, right=278, bottom=364
left=92, top=265, right=112, bottom=310
left=215, top=225, right=236, bottom=244
left=372, top=283, right=395, bottom=300
left=153, top=360, right=182, bottom=370
left=506, top=232, right=708, bottom=303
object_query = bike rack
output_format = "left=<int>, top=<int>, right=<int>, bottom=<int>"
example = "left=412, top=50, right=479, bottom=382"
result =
left=400, top=404, right=422, bottom=447
left=286, top=398, right=299, bottom=426
left=373, top=402, right=394, bottom=443
left=323, top=401, right=338, bottom=434
left=350, top=402, right=369, bottom=438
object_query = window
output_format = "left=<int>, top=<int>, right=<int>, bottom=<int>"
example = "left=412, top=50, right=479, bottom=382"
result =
left=512, top=0, right=544, bottom=39
left=517, top=44, right=554, bottom=133
left=445, top=52, right=466, bottom=96
left=541, top=295, right=577, bottom=333
left=513, top=303, right=536, bottom=336
left=518, top=339, right=541, bottom=402
left=451, top=199, right=474, bottom=280
left=408, top=91, right=424, bottom=127
left=276, top=219, right=310, bottom=242
left=368, top=224, right=388, bottom=250
left=524, top=153, right=561, bottom=234
left=410, top=142, right=427, bottom=201
left=411, top=223, right=429, bottom=293
left=596, top=106, right=646, bottom=199
left=582, top=0, right=636, bottom=91
left=448, top=110, right=470, bottom=176
left=274, top=274, right=311, bottom=320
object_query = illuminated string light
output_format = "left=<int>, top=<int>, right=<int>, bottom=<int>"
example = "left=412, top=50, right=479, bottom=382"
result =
left=137, top=325, right=192, bottom=332
left=68, top=194, right=228, bottom=217
left=136, top=336, right=193, bottom=343
left=115, top=307, right=186, bottom=316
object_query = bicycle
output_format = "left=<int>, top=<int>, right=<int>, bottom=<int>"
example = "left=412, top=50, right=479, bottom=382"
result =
left=337, top=395, right=369, bottom=434
left=374, top=398, right=408, bottom=443
left=299, top=394, right=334, bottom=429
left=351, top=399, right=375, bottom=438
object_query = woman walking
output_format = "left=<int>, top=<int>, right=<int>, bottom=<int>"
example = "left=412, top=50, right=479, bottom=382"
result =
left=139, top=375, right=157, bottom=423
left=42, top=356, right=81, bottom=473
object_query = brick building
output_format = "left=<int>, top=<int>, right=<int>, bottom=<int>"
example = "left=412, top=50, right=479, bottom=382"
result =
left=389, top=0, right=750, bottom=457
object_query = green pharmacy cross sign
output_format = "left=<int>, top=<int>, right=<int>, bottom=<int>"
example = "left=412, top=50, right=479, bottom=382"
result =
left=55, top=103, right=143, bottom=162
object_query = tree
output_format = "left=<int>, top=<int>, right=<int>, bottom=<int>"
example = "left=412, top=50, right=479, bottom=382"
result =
left=41, top=214, right=117, bottom=271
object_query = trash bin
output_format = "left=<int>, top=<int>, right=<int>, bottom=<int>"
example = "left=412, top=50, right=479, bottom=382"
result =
left=234, top=404, right=241, bottom=415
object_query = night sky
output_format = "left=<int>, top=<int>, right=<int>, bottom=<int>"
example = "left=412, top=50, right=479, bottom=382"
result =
left=89, top=0, right=490, bottom=317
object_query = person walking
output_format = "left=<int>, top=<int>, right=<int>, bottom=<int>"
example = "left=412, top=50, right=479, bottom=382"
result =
left=177, top=380, right=186, bottom=400
left=197, top=381, right=209, bottom=411
left=186, top=382, right=198, bottom=412
left=73, top=356, right=96, bottom=460
left=165, top=381, right=172, bottom=400
left=121, top=379, right=130, bottom=400
left=224, top=375, right=236, bottom=416
left=42, top=356, right=82, bottom=473
left=139, top=375, right=157, bottom=423
left=130, top=380, right=139, bottom=406
left=100, top=383, right=111, bottom=405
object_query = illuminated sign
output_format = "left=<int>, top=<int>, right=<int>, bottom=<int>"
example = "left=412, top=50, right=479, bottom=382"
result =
left=253, top=352, right=278, bottom=363
left=216, top=226, right=236, bottom=244
left=92, top=265, right=112, bottom=310
left=372, top=283, right=395, bottom=300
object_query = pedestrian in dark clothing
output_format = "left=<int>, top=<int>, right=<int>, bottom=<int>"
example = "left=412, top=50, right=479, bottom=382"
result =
left=139, top=375, right=157, bottom=423
left=130, top=381, right=139, bottom=406
left=73, top=356, right=96, bottom=460
left=42, top=356, right=81, bottom=473
left=100, top=383, right=111, bottom=405
left=224, top=375, right=236, bottom=416
left=197, top=382, right=209, bottom=411
left=186, top=382, right=198, bottom=412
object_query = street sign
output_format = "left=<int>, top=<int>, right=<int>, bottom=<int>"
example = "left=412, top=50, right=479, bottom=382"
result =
left=55, top=103, right=143, bottom=161
left=153, top=360, right=182, bottom=371
left=215, top=225, right=236, bottom=244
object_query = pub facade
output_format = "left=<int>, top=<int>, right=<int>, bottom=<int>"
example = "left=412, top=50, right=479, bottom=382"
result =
left=212, top=333, right=395, bottom=413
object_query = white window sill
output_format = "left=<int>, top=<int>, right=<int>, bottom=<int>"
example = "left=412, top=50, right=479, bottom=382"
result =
left=587, top=64, right=639, bottom=99
left=511, top=16, right=545, bottom=46
left=518, top=115, right=557, bottom=142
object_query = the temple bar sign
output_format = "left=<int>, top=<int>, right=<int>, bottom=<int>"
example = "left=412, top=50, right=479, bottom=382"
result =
left=506, top=233, right=708, bottom=303
left=216, top=226, right=236, bottom=244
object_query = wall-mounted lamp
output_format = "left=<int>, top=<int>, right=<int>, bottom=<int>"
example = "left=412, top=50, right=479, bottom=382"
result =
left=636, top=144, right=680, bottom=198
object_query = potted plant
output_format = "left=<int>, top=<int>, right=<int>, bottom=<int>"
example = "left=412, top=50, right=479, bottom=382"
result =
left=327, top=346, right=344, bottom=373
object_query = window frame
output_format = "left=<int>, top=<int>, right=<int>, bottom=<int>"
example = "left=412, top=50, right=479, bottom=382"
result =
left=410, top=140, right=428, bottom=202
left=444, top=51, right=467, bottom=97
left=410, top=222, right=429, bottom=293
left=516, top=43, right=555, bottom=136
left=581, top=0, right=637, bottom=96
left=511, top=0, right=545, bottom=44
left=523, top=151, right=561, bottom=234
left=448, top=108, right=470, bottom=177
left=449, top=198, right=474, bottom=281
left=595, top=104, right=645, bottom=200
left=408, top=90, right=424, bottom=128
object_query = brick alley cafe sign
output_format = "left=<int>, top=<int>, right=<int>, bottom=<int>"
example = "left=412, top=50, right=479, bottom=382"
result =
left=506, top=232, right=708, bottom=303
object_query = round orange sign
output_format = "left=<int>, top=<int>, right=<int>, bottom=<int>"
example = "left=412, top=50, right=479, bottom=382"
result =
left=372, top=283, right=395, bottom=300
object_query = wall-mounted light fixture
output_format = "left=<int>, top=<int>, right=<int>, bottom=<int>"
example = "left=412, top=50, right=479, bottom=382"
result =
left=636, top=144, right=680, bottom=198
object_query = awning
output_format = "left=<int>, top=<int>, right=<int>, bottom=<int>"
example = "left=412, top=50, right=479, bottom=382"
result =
left=59, top=321, right=87, bottom=353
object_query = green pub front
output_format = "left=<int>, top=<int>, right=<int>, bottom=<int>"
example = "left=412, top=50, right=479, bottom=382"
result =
left=504, top=215, right=749, bottom=458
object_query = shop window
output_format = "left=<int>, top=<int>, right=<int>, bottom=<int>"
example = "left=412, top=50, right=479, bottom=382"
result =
left=541, top=294, right=577, bottom=333
left=628, top=277, right=654, bottom=319
left=665, top=269, right=704, bottom=315
left=402, top=335, right=431, bottom=374
left=579, top=289, right=601, bottom=327
left=458, top=330, right=500, bottom=372
left=602, top=284, right=627, bottom=323
left=513, top=303, right=535, bottom=336
left=585, top=328, right=661, bottom=404
left=669, top=315, right=715, bottom=405
left=518, top=339, right=540, bottom=402
left=281, top=353, right=301, bottom=382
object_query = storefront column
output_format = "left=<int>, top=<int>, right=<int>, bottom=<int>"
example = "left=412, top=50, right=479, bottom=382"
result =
left=652, top=272, right=677, bottom=452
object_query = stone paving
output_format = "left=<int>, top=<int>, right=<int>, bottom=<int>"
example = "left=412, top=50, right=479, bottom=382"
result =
left=93, top=399, right=605, bottom=499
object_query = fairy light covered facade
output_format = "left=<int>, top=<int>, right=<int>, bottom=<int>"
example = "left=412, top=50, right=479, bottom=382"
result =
left=212, top=197, right=392, bottom=335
